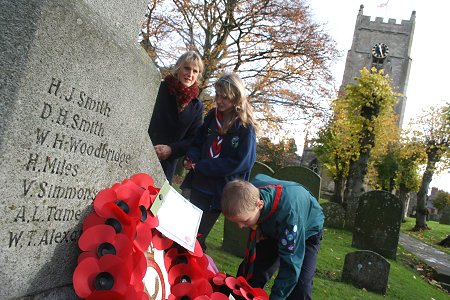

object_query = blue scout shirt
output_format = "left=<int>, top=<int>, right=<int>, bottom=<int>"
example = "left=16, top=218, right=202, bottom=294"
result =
left=181, top=108, right=257, bottom=209
left=251, top=174, right=324, bottom=300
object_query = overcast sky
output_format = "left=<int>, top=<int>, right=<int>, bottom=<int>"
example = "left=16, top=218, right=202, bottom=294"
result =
left=306, top=0, right=449, bottom=192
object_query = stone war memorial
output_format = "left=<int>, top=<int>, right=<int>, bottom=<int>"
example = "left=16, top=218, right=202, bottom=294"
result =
left=1, top=0, right=164, bottom=298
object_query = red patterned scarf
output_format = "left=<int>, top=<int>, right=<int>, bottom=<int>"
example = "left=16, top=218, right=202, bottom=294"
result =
left=164, top=75, right=199, bottom=112
left=208, top=108, right=223, bottom=159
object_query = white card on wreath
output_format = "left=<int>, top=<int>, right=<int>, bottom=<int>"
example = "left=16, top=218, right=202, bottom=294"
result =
left=151, top=181, right=202, bottom=252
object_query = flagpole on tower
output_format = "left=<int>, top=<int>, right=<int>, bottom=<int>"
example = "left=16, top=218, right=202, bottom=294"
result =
left=377, top=0, right=390, bottom=18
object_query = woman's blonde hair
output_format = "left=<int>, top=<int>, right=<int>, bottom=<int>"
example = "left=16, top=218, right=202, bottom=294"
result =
left=214, top=72, right=259, bottom=133
left=172, top=51, right=204, bottom=84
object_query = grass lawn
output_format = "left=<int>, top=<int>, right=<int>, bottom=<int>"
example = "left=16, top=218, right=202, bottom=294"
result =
left=401, top=217, right=450, bottom=255
left=205, top=215, right=450, bottom=300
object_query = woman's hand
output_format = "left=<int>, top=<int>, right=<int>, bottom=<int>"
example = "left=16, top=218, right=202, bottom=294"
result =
left=154, top=144, right=172, bottom=160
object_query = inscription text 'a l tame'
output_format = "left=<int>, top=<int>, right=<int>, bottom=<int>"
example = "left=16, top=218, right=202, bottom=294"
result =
left=14, top=205, right=83, bottom=223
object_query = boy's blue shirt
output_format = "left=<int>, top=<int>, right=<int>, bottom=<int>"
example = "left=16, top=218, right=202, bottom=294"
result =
left=181, top=108, right=257, bottom=209
left=251, top=174, right=325, bottom=300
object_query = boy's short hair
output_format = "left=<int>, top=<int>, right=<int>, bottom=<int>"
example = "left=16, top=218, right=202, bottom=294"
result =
left=221, top=179, right=259, bottom=217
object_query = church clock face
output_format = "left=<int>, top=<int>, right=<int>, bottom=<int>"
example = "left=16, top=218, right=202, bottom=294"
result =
left=372, top=43, right=389, bottom=59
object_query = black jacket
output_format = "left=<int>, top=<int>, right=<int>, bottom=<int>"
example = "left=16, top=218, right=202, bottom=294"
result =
left=148, top=81, right=204, bottom=182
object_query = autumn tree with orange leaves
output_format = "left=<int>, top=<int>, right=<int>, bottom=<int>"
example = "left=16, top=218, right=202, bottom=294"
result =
left=140, top=0, right=339, bottom=132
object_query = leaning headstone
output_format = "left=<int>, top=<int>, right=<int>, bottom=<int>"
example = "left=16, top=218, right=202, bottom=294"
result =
left=249, top=161, right=275, bottom=179
left=1, top=1, right=163, bottom=299
left=321, top=202, right=345, bottom=229
left=342, top=250, right=390, bottom=294
left=273, top=166, right=321, bottom=200
left=352, top=191, right=402, bottom=259
left=439, top=205, right=450, bottom=225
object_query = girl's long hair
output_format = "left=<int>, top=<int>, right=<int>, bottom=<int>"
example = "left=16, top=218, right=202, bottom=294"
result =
left=214, top=72, right=259, bottom=134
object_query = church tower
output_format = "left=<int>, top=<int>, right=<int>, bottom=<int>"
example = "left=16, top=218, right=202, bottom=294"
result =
left=340, top=5, right=416, bottom=127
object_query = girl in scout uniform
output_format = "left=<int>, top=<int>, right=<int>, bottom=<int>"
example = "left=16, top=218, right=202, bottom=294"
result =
left=180, top=72, right=258, bottom=251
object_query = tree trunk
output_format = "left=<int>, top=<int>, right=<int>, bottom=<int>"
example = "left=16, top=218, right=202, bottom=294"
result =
left=414, top=149, right=439, bottom=231
left=398, top=185, right=410, bottom=222
left=343, top=121, right=376, bottom=229
left=331, top=175, right=345, bottom=205
left=343, top=151, right=371, bottom=229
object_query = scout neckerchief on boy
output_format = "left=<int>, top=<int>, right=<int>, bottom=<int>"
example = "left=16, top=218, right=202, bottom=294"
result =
left=208, top=107, right=223, bottom=158
left=243, top=185, right=282, bottom=280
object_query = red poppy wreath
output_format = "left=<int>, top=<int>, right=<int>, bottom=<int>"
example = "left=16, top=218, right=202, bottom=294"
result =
left=73, top=173, right=268, bottom=300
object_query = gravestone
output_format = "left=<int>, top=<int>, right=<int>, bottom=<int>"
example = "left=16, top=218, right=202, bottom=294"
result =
left=1, top=1, right=163, bottom=299
left=321, top=202, right=345, bottom=229
left=274, top=166, right=321, bottom=200
left=249, top=161, right=275, bottom=179
left=439, top=205, right=450, bottom=225
left=342, top=250, right=390, bottom=294
left=352, top=191, right=402, bottom=259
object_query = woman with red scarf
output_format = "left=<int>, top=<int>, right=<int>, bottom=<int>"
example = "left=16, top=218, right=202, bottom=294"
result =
left=148, top=51, right=204, bottom=184
left=181, top=72, right=258, bottom=251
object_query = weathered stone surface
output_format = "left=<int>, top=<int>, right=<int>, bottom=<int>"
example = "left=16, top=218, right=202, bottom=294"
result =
left=342, top=250, right=390, bottom=294
left=352, top=190, right=402, bottom=259
left=0, top=0, right=163, bottom=298
left=322, top=202, right=345, bottom=229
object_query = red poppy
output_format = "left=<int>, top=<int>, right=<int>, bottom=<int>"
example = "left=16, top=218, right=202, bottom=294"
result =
left=82, top=211, right=137, bottom=242
left=117, top=179, right=158, bottom=213
left=77, top=224, right=133, bottom=264
left=151, top=229, right=174, bottom=250
left=169, top=278, right=213, bottom=300
left=164, top=247, right=208, bottom=275
left=133, top=220, right=154, bottom=253
left=85, top=290, right=127, bottom=300
left=168, top=263, right=210, bottom=286
left=187, top=238, right=204, bottom=258
left=225, top=276, right=268, bottom=300
left=147, top=185, right=160, bottom=204
left=211, top=272, right=226, bottom=286
left=94, top=186, right=141, bottom=221
left=130, top=173, right=154, bottom=190
left=194, top=292, right=230, bottom=300
left=129, top=249, right=147, bottom=285
left=73, top=255, right=131, bottom=298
